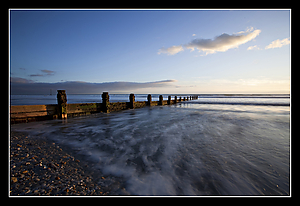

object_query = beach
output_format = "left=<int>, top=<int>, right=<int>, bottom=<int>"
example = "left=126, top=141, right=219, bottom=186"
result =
left=9, top=9, right=290, bottom=196
left=10, top=131, right=128, bottom=196
left=10, top=96, right=290, bottom=196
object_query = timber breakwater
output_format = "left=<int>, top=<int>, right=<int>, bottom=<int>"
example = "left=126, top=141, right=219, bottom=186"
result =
left=10, top=90, right=198, bottom=124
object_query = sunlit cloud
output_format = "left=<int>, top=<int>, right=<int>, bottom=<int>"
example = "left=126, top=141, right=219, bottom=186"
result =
left=157, top=45, right=184, bottom=55
left=247, top=45, right=260, bottom=50
left=185, top=28, right=261, bottom=55
left=265, top=38, right=290, bottom=49
left=158, top=28, right=261, bottom=56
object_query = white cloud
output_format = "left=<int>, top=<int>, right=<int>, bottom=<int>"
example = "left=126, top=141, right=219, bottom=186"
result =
left=158, top=28, right=261, bottom=56
left=247, top=45, right=260, bottom=50
left=265, top=38, right=290, bottom=49
left=185, top=29, right=261, bottom=55
left=157, top=45, right=184, bottom=55
left=235, top=26, right=255, bottom=34
left=192, top=34, right=196, bottom=36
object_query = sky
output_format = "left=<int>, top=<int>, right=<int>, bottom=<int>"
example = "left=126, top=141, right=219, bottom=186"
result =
left=10, top=9, right=291, bottom=94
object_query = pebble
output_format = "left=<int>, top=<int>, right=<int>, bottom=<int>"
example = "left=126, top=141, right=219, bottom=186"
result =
left=10, top=131, right=110, bottom=196
left=11, top=177, right=18, bottom=183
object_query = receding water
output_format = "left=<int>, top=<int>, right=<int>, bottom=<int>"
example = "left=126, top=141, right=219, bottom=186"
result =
left=11, top=96, right=290, bottom=195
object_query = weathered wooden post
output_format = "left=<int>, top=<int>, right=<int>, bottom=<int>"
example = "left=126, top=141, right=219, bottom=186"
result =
left=187, top=96, right=189, bottom=101
left=183, top=97, right=186, bottom=101
left=57, top=90, right=67, bottom=119
left=159, top=95, right=163, bottom=105
left=174, top=96, right=177, bottom=104
left=179, top=96, right=181, bottom=102
left=102, top=92, right=110, bottom=113
left=147, top=94, right=152, bottom=106
left=129, top=93, right=135, bottom=109
left=168, top=96, right=171, bottom=105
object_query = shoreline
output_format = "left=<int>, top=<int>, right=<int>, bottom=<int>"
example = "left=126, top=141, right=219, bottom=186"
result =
left=9, top=131, right=125, bottom=196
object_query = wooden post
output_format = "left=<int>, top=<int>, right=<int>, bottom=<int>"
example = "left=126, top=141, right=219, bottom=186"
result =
left=102, top=92, right=110, bottom=113
left=179, top=96, right=181, bottom=102
left=129, top=93, right=135, bottom=109
left=183, top=97, right=186, bottom=101
left=147, top=94, right=152, bottom=106
left=168, top=96, right=171, bottom=105
left=174, top=96, right=177, bottom=104
left=187, top=96, right=189, bottom=101
left=57, top=90, right=67, bottom=119
left=159, top=95, right=163, bottom=105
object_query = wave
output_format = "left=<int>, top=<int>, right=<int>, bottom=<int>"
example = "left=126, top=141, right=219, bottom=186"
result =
left=184, top=101, right=290, bottom=106
left=195, top=96, right=290, bottom=99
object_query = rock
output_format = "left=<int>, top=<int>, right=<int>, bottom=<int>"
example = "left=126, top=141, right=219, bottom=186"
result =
left=11, top=177, right=18, bottom=183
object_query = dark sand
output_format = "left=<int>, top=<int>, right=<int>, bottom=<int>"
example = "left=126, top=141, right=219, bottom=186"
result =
left=9, top=131, right=127, bottom=196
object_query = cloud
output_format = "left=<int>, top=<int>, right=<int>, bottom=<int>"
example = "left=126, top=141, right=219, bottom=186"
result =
left=29, top=69, right=55, bottom=77
left=157, top=45, right=184, bottom=55
left=11, top=77, right=34, bottom=84
left=158, top=28, right=261, bottom=56
left=265, top=38, right=290, bottom=49
left=41, top=69, right=55, bottom=75
left=247, top=45, right=260, bottom=50
left=185, top=28, right=261, bottom=55
left=29, top=74, right=44, bottom=77
left=10, top=78, right=178, bottom=94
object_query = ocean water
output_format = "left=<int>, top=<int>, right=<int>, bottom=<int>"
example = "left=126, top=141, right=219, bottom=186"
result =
left=10, top=94, right=172, bottom=105
left=10, top=94, right=290, bottom=106
left=11, top=95, right=290, bottom=196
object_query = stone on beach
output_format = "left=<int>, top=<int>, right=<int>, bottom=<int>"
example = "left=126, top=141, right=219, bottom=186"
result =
left=10, top=131, right=110, bottom=196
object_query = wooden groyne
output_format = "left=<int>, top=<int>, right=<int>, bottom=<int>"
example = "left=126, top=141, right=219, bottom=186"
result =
left=10, top=90, right=199, bottom=124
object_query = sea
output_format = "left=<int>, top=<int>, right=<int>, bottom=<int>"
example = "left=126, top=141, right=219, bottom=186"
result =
left=10, top=94, right=290, bottom=196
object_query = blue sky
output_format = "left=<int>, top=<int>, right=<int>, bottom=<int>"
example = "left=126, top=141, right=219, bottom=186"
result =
left=10, top=9, right=290, bottom=94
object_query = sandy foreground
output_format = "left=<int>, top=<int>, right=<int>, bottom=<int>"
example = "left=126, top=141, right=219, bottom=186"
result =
left=9, top=131, right=128, bottom=196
